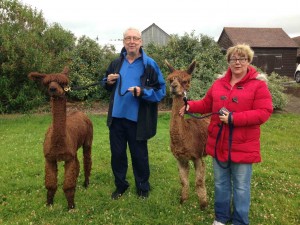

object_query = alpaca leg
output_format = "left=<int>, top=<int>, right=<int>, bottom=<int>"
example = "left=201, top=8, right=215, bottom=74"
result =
left=45, top=160, right=58, bottom=206
left=178, top=159, right=190, bottom=204
left=63, top=157, right=80, bottom=209
left=194, top=158, right=208, bottom=210
left=82, top=143, right=92, bottom=188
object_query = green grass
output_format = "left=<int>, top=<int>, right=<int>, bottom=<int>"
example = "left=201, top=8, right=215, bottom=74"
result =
left=0, top=112, right=299, bottom=225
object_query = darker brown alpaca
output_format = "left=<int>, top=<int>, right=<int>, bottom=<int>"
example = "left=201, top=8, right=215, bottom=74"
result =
left=28, top=67, right=93, bottom=210
left=166, top=60, right=209, bottom=210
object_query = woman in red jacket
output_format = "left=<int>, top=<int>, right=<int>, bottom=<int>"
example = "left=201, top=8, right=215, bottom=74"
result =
left=179, top=44, right=273, bottom=225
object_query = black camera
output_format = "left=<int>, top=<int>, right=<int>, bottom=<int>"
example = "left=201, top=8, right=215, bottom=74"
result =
left=219, top=107, right=229, bottom=116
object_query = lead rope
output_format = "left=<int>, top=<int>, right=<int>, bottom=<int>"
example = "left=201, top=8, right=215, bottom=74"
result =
left=183, top=91, right=234, bottom=169
left=117, top=73, right=138, bottom=97
left=183, top=91, right=217, bottom=119
left=117, top=73, right=131, bottom=96
left=214, top=112, right=233, bottom=169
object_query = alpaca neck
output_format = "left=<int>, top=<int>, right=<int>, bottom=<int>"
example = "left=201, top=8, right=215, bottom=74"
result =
left=51, top=96, right=67, bottom=144
left=170, top=95, right=187, bottom=132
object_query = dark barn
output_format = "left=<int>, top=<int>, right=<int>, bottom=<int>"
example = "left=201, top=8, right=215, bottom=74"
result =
left=292, top=36, right=300, bottom=64
left=218, top=27, right=298, bottom=78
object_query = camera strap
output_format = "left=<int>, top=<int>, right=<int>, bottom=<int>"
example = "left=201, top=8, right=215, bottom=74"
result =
left=214, top=112, right=233, bottom=169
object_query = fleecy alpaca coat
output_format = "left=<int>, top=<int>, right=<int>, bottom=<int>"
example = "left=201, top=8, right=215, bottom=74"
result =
left=188, top=66, right=273, bottom=163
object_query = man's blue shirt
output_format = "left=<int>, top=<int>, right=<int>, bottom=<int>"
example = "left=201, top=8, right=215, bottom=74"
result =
left=112, top=57, right=144, bottom=122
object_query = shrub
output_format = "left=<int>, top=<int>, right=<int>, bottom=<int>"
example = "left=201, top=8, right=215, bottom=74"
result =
left=267, top=72, right=288, bottom=110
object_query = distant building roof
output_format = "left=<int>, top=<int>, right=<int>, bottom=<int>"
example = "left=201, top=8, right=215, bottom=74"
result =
left=141, top=23, right=170, bottom=46
left=218, top=27, right=298, bottom=48
left=142, top=23, right=170, bottom=37
left=292, top=36, right=300, bottom=46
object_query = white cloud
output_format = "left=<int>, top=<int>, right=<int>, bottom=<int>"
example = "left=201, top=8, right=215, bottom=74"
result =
left=21, top=0, right=300, bottom=48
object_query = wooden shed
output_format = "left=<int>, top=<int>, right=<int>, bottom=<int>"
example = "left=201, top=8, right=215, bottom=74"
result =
left=217, top=27, right=298, bottom=78
left=141, top=23, right=170, bottom=47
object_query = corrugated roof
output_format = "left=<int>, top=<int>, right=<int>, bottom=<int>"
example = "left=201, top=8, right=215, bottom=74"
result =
left=222, top=27, right=298, bottom=48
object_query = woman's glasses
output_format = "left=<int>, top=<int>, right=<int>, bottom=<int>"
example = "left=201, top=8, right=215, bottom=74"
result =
left=229, top=57, right=248, bottom=64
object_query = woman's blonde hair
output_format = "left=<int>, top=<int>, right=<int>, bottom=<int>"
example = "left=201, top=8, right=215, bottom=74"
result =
left=226, top=44, right=254, bottom=63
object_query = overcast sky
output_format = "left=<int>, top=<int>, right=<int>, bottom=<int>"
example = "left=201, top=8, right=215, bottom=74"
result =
left=21, top=0, right=300, bottom=46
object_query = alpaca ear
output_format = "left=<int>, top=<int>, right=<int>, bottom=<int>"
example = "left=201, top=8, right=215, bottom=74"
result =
left=62, top=67, right=69, bottom=76
left=165, top=60, right=175, bottom=72
left=28, top=72, right=46, bottom=82
left=186, top=60, right=196, bottom=75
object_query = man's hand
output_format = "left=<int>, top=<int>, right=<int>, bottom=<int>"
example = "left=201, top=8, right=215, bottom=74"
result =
left=107, top=73, right=119, bottom=85
left=128, top=86, right=141, bottom=97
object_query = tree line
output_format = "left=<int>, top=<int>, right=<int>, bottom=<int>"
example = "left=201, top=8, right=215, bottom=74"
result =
left=0, top=0, right=287, bottom=113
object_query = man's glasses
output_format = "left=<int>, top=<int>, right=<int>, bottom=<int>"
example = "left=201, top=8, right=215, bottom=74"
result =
left=229, top=57, right=248, bottom=64
left=124, top=36, right=141, bottom=43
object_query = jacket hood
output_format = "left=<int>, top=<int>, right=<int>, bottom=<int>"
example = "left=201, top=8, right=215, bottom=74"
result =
left=218, top=65, right=268, bottom=83
left=120, top=47, right=126, bottom=56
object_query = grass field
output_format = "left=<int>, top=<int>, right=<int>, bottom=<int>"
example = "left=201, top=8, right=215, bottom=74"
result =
left=0, top=112, right=299, bottom=225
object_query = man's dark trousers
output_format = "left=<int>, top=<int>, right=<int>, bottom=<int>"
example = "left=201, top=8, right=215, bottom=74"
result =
left=109, top=118, right=150, bottom=193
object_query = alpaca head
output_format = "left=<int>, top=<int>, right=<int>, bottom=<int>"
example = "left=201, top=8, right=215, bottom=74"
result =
left=28, top=67, right=70, bottom=97
left=166, top=60, right=196, bottom=97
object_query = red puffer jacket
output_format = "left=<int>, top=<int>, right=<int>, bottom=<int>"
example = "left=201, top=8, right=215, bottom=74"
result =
left=188, top=66, right=273, bottom=163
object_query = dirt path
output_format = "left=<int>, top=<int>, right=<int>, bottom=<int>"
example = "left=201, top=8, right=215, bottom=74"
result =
left=82, top=84, right=300, bottom=115
left=279, top=84, right=300, bottom=114
left=32, top=83, right=300, bottom=115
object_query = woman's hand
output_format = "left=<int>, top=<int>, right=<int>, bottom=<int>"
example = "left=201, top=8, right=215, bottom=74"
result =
left=179, top=104, right=189, bottom=117
left=219, top=111, right=233, bottom=124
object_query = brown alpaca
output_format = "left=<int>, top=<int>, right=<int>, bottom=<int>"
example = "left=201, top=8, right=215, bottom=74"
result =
left=28, top=67, right=93, bottom=210
left=166, top=60, right=209, bottom=210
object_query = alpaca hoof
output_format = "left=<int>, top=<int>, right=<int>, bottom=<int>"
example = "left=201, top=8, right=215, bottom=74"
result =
left=83, top=181, right=89, bottom=188
left=68, top=204, right=75, bottom=210
left=180, top=198, right=186, bottom=204
left=200, top=201, right=208, bottom=210
left=46, top=200, right=53, bottom=206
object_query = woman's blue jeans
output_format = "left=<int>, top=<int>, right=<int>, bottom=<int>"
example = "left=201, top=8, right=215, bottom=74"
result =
left=213, top=158, right=252, bottom=225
